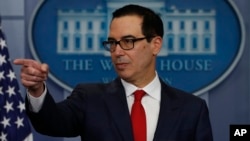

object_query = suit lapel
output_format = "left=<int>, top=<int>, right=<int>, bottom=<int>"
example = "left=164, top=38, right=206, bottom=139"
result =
left=153, top=81, right=184, bottom=140
left=103, top=78, right=184, bottom=141
left=104, top=78, right=134, bottom=141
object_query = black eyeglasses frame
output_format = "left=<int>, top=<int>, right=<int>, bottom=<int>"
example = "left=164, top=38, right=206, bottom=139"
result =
left=102, top=37, right=149, bottom=52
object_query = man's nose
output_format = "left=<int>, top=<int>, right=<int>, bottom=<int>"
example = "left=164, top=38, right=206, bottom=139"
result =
left=113, top=43, right=124, bottom=55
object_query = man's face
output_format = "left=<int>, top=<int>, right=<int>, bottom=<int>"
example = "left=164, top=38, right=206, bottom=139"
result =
left=108, top=15, right=161, bottom=86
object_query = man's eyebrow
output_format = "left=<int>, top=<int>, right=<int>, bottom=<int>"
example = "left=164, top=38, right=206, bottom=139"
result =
left=107, top=37, right=115, bottom=40
left=122, top=35, right=136, bottom=39
left=107, top=35, right=136, bottom=40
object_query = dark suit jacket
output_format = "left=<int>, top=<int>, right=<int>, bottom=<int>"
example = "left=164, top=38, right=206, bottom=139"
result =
left=26, top=78, right=213, bottom=141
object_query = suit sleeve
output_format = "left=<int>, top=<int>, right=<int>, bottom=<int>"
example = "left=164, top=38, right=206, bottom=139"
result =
left=25, top=87, right=86, bottom=137
left=195, top=100, right=213, bottom=141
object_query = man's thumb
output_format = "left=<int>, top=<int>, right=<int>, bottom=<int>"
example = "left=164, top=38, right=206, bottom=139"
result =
left=41, top=63, right=49, bottom=72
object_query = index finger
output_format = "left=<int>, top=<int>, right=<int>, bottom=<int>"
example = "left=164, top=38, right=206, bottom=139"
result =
left=13, top=59, right=48, bottom=72
left=13, top=59, right=36, bottom=66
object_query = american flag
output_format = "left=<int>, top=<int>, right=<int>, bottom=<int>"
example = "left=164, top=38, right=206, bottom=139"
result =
left=0, top=18, right=33, bottom=141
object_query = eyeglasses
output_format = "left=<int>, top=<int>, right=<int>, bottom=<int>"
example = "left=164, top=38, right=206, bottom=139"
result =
left=102, top=37, right=147, bottom=52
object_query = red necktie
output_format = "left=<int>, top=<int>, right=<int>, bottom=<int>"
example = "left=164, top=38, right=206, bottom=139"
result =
left=131, top=90, right=146, bottom=141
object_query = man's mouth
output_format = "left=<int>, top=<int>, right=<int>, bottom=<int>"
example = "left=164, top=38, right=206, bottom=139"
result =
left=115, top=63, right=128, bottom=70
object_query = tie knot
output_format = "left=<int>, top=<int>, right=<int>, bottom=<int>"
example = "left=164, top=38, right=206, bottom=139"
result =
left=133, top=90, right=146, bottom=102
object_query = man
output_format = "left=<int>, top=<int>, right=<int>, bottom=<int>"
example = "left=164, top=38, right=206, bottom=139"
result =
left=14, top=4, right=213, bottom=141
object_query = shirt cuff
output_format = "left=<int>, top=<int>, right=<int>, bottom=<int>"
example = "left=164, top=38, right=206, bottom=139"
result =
left=26, top=83, right=47, bottom=113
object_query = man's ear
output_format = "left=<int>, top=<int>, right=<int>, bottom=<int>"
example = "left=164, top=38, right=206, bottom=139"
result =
left=151, top=36, right=162, bottom=55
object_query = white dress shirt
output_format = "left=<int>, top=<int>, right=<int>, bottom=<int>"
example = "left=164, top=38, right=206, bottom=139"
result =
left=121, top=74, right=161, bottom=141
left=27, top=83, right=47, bottom=113
left=28, top=74, right=161, bottom=141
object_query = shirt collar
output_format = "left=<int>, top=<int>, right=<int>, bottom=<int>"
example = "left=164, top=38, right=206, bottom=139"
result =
left=121, top=72, right=161, bottom=101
